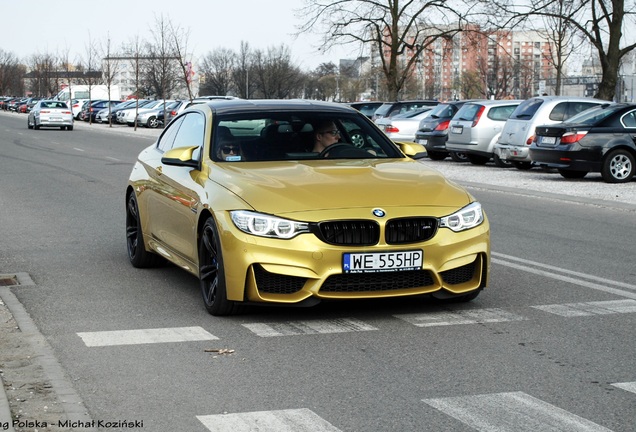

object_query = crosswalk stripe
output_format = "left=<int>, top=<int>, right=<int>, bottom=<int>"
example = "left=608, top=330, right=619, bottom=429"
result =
left=395, top=308, right=526, bottom=327
left=532, top=299, right=636, bottom=317
left=242, top=318, right=377, bottom=337
left=77, top=326, right=218, bottom=347
left=197, top=408, right=342, bottom=431
left=611, top=381, right=636, bottom=394
left=423, top=391, right=613, bottom=432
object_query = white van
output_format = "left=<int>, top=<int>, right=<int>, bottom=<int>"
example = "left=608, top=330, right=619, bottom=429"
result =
left=54, top=85, right=121, bottom=104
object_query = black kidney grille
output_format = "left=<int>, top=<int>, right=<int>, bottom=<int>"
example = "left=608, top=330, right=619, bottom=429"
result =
left=386, top=217, right=438, bottom=244
left=320, top=270, right=434, bottom=293
left=440, top=259, right=477, bottom=285
left=315, top=220, right=380, bottom=246
left=254, top=265, right=307, bottom=294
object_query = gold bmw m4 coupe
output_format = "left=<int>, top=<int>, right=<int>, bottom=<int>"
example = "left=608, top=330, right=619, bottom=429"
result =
left=125, top=99, right=490, bottom=315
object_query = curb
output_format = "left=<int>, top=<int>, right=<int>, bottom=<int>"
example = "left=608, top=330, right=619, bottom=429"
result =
left=0, top=364, right=16, bottom=432
left=0, top=275, right=98, bottom=432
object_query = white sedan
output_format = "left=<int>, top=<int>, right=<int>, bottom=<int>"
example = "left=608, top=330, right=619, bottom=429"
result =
left=27, top=100, right=74, bottom=131
left=375, top=107, right=433, bottom=142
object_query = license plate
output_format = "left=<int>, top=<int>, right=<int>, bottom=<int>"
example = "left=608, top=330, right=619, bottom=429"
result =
left=451, top=126, right=462, bottom=134
left=541, top=136, right=556, bottom=144
left=343, top=250, right=423, bottom=274
left=51, top=117, right=62, bottom=121
left=417, top=139, right=428, bottom=145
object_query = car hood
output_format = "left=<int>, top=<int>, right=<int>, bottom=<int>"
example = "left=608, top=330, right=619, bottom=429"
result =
left=209, top=159, right=471, bottom=216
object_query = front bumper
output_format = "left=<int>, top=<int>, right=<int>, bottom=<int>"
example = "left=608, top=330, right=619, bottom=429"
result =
left=214, top=210, right=491, bottom=304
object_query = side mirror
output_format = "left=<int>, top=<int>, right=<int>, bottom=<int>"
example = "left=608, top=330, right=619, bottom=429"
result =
left=393, top=141, right=427, bottom=159
left=161, top=146, right=200, bottom=168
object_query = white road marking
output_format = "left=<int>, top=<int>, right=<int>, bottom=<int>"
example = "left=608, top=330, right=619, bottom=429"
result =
left=77, top=326, right=218, bottom=347
left=532, top=299, right=636, bottom=317
left=197, top=408, right=342, bottom=432
left=611, top=381, right=636, bottom=394
left=106, top=156, right=121, bottom=162
left=242, top=318, right=377, bottom=337
left=493, top=252, right=636, bottom=299
left=423, top=391, right=613, bottom=432
left=73, top=147, right=85, bottom=152
left=395, top=308, right=526, bottom=327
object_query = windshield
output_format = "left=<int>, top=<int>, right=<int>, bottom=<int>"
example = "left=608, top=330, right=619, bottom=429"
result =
left=213, top=111, right=403, bottom=162
left=510, top=98, right=543, bottom=120
left=428, top=103, right=456, bottom=119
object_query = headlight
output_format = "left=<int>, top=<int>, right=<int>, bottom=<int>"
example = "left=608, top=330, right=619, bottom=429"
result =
left=439, top=202, right=484, bottom=232
left=230, top=210, right=310, bottom=239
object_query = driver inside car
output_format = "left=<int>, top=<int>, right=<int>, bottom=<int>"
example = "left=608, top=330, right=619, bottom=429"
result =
left=312, top=120, right=342, bottom=155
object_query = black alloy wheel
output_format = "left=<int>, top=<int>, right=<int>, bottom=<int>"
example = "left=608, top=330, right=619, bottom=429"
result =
left=450, top=151, right=469, bottom=162
left=199, top=218, right=238, bottom=316
left=126, top=192, right=160, bottom=268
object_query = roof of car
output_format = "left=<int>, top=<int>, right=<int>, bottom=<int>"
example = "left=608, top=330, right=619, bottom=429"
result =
left=192, top=99, right=359, bottom=116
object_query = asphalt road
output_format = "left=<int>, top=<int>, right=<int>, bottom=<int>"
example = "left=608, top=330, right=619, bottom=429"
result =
left=1, top=111, right=635, bottom=432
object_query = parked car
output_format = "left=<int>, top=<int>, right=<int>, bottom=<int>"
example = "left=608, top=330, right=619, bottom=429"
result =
left=414, top=100, right=480, bottom=161
left=348, top=101, right=385, bottom=118
left=446, top=99, right=523, bottom=167
left=15, top=100, right=29, bottom=113
left=375, top=107, right=433, bottom=142
left=70, top=99, right=90, bottom=119
left=162, top=100, right=188, bottom=125
left=125, top=99, right=490, bottom=315
left=82, top=100, right=122, bottom=122
left=137, top=100, right=186, bottom=128
left=97, top=99, right=146, bottom=123
left=494, top=96, right=607, bottom=170
left=25, top=97, right=43, bottom=113
left=372, top=100, right=438, bottom=122
left=529, top=103, right=636, bottom=183
left=118, top=100, right=168, bottom=125
left=27, top=100, right=74, bottom=130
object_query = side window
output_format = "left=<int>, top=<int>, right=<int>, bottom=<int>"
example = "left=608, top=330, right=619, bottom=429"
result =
left=549, top=103, right=568, bottom=121
left=157, top=116, right=185, bottom=152
left=622, top=111, right=636, bottom=128
left=565, top=102, right=599, bottom=120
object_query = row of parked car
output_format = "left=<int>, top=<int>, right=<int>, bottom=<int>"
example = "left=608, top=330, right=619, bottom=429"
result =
left=0, top=96, right=44, bottom=113
left=350, top=96, right=636, bottom=183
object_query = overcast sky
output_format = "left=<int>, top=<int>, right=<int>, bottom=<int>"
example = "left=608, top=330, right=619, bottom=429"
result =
left=3, top=0, right=359, bottom=70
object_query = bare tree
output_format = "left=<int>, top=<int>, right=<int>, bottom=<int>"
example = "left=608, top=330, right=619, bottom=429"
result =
left=487, top=0, right=636, bottom=101
left=123, top=35, right=145, bottom=129
left=199, top=48, right=236, bottom=96
left=27, top=52, right=58, bottom=97
left=298, top=0, right=475, bottom=100
left=146, top=15, right=180, bottom=102
left=250, top=45, right=304, bottom=98
left=168, top=20, right=195, bottom=101
left=80, top=34, right=102, bottom=124
left=232, top=42, right=253, bottom=99
left=0, top=49, right=26, bottom=96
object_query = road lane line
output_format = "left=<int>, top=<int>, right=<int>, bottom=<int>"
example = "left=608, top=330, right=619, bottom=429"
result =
left=197, top=408, right=342, bottom=432
left=493, top=252, right=636, bottom=291
left=611, top=382, right=636, bottom=394
left=423, top=391, right=613, bottom=432
left=532, top=299, right=636, bottom=317
left=73, top=147, right=85, bottom=152
left=395, top=308, right=525, bottom=327
left=77, top=326, right=218, bottom=347
left=106, top=156, right=121, bottom=162
left=492, top=258, right=636, bottom=300
left=242, top=318, right=377, bottom=337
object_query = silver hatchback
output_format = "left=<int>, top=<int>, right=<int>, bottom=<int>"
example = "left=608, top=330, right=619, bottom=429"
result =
left=494, top=96, right=607, bottom=170
left=446, top=100, right=522, bottom=167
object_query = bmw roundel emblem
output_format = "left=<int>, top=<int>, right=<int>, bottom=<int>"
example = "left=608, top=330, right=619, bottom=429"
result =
left=372, top=208, right=386, bottom=218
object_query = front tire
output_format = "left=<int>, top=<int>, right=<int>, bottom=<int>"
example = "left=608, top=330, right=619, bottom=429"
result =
left=147, top=116, right=159, bottom=128
left=601, top=149, right=635, bottom=183
left=450, top=151, right=468, bottom=162
left=199, top=218, right=239, bottom=316
left=126, top=192, right=161, bottom=268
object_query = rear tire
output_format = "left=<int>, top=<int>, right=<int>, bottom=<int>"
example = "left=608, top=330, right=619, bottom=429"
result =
left=427, top=151, right=447, bottom=161
left=467, top=154, right=490, bottom=165
left=493, top=154, right=513, bottom=168
left=513, top=161, right=533, bottom=170
left=601, top=149, right=634, bottom=183
left=450, top=151, right=468, bottom=162
left=558, top=169, right=588, bottom=179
